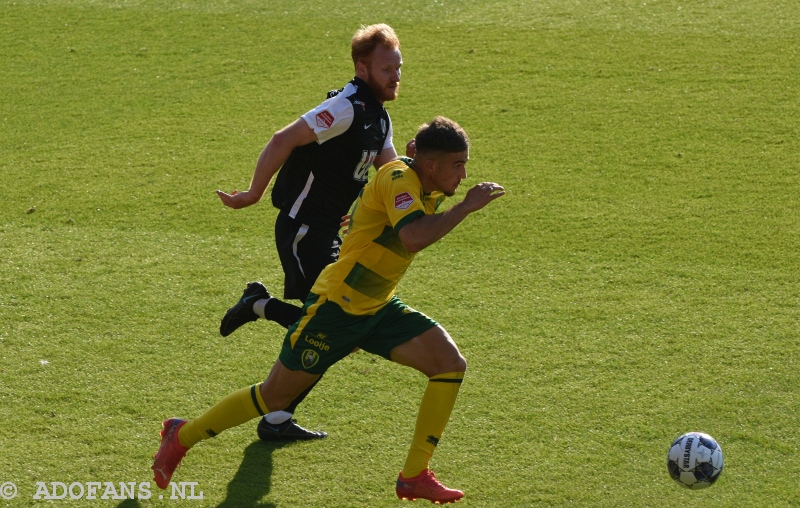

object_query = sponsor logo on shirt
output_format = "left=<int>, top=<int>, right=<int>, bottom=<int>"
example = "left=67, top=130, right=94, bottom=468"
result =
left=316, top=111, right=334, bottom=129
left=394, top=192, right=414, bottom=210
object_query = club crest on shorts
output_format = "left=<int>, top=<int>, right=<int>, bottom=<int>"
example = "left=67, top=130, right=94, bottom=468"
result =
left=302, top=349, right=320, bottom=369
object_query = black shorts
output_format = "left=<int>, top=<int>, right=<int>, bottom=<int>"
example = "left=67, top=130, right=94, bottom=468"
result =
left=274, top=212, right=341, bottom=300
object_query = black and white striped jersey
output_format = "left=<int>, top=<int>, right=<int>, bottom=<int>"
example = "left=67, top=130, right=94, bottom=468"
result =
left=270, top=76, right=394, bottom=233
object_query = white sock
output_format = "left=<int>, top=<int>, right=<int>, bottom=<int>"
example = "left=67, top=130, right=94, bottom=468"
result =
left=265, top=410, right=293, bottom=425
left=253, top=298, right=271, bottom=319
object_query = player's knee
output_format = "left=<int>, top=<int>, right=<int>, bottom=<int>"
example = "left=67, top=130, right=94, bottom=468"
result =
left=438, top=332, right=466, bottom=373
left=435, top=350, right=466, bottom=375
left=452, top=353, right=467, bottom=373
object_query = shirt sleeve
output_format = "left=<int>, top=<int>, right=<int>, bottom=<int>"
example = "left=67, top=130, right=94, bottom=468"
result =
left=381, top=170, right=425, bottom=232
left=383, top=113, right=394, bottom=151
left=300, top=94, right=355, bottom=144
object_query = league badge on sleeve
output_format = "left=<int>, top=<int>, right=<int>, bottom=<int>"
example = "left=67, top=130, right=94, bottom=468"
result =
left=394, top=192, right=414, bottom=210
left=316, top=111, right=334, bottom=129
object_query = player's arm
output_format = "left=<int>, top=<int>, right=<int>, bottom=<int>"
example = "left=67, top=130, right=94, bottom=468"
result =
left=397, top=182, right=505, bottom=253
left=372, top=138, right=416, bottom=168
left=372, top=116, right=400, bottom=169
left=373, top=146, right=399, bottom=169
left=217, top=119, right=317, bottom=209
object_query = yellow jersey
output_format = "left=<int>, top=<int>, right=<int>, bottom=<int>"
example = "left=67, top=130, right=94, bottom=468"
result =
left=310, top=158, right=446, bottom=315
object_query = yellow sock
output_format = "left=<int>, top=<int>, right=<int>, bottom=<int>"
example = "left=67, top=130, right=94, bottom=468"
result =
left=402, top=372, right=464, bottom=478
left=178, top=383, right=269, bottom=449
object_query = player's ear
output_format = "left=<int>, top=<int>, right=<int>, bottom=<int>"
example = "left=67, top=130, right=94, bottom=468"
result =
left=421, top=157, right=438, bottom=174
left=355, top=59, right=368, bottom=79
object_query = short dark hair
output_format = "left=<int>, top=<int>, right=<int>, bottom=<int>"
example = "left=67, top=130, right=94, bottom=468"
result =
left=414, top=116, right=470, bottom=156
left=351, top=24, right=400, bottom=65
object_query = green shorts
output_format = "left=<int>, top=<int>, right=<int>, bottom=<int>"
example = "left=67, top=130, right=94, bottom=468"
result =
left=278, top=293, right=438, bottom=374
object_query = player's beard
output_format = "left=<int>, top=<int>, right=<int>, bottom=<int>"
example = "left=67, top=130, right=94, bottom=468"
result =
left=364, top=70, right=398, bottom=103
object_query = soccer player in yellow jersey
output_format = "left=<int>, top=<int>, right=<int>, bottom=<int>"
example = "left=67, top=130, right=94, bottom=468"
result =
left=152, top=117, right=505, bottom=504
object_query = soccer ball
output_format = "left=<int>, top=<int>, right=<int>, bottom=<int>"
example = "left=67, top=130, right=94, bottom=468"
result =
left=666, top=432, right=724, bottom=489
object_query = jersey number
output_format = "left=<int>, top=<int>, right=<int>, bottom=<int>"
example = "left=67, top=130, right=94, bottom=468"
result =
left=353, top=150, right=378, bottom=182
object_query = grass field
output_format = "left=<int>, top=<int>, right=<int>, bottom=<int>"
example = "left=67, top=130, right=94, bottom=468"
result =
left=1, top=0, right=799, bottom=506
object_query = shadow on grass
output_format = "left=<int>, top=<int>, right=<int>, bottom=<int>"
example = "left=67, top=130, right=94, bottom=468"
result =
left=215, top=440, right=290, bottom=508
left=115, top=500, right=141, bottom=508
left=115, top=441, right=288, bottom=508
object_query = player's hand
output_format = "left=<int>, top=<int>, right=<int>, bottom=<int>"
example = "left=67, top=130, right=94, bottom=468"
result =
left=461, top=182, right=505, bottom=213
left=340, top=214, right=351, bottom=232
left=216, top=189, right=260, bottom=209
left=405, top=139, right=416, bottom=158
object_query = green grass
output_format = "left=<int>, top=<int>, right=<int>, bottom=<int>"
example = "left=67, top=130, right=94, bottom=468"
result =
left=2, top=0, right=799, bottom=506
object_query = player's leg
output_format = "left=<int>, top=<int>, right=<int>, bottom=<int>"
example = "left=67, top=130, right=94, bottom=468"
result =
left=219, top=279, right=302, bottom=334
left=219, top=214, right=305, bottom=336
left=220, top=216, right=340, bottom=334
left=255, top=376, right=327, bottom=441
left=389, top=325, right=466, bottom=378
left=152, top=359, right=318, bottom=488
left=390, top=326, right=466, bottom=492
left=360, top=301, right=465, bottom=503
left=258, top=295, right=367, bottom=442
left=219, top=280, right=274, bottom=336
left=257, top=221, right=342, bottom=439
left=392, top=327, right=466, bottom=503
left=266, top=214, right=341, bottom=325
left=179, top=361, right=319, bottom=447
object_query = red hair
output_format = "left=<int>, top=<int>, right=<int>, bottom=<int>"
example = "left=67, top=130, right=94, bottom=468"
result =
left=351, top=24, right=400, bottom=66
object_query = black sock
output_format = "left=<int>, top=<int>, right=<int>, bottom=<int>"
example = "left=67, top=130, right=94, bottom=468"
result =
left=285, top=374, right=323, bottom=414
left=264, top=298, right=303, bottom=328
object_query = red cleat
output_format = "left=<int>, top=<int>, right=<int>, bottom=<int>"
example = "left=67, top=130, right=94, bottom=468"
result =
left=396, top=469, right=464, bottom=504
left=151, top=418, right=188, bottom=489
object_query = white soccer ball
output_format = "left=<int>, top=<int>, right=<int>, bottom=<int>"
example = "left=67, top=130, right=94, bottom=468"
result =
left=666, top=432, right=724, bottom=489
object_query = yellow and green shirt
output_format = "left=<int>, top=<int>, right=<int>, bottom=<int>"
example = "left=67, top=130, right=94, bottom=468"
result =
left=311, top=157, right=446, bottom=315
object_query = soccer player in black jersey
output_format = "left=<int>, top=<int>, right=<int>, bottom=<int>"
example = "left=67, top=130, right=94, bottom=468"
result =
left=216, top=24, right=403, bottom=440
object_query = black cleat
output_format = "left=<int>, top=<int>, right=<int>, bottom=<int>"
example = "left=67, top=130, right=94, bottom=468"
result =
left=220, top=282, right=270, bottom=337
left=257, top=418, right=328, bottom=441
